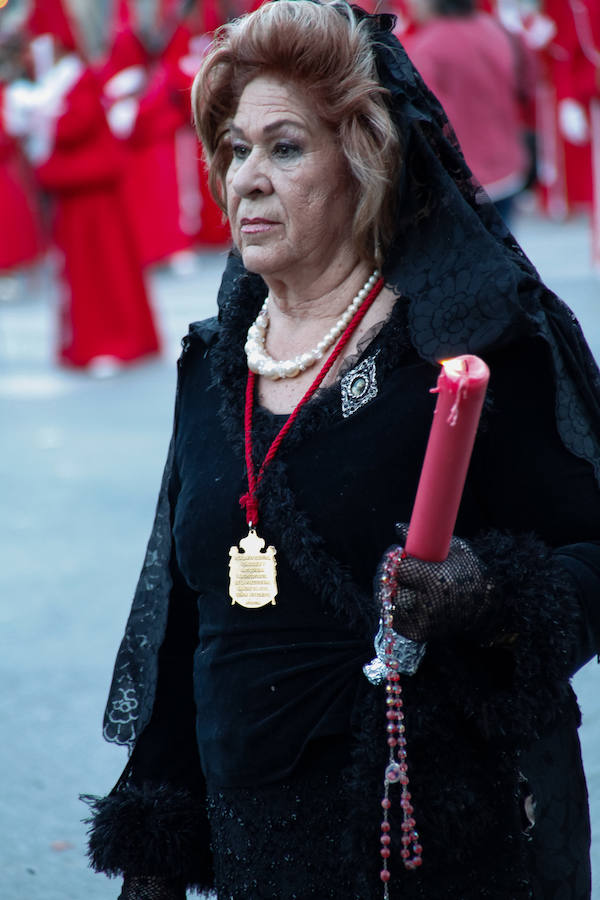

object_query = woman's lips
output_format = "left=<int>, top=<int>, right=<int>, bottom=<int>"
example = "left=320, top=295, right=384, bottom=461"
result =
left=240, top=218, right=279, bottom=234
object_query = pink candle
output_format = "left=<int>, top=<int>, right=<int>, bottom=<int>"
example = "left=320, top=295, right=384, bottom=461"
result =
left=404, top=355, right=490, bottom=563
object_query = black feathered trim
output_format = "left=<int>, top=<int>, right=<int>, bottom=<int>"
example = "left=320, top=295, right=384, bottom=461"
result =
left=467, top=529, right=582, bottom=743
left=82, top=783, right=213, bottom=891
left=342, top=679, right=533, bottom=899
left=336, top=529, right=583, bottom=897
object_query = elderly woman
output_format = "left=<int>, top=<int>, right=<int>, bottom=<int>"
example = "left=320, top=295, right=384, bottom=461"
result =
left=85, top=2, right=600, bottom=898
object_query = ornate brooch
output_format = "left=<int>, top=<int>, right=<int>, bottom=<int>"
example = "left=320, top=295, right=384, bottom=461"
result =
left=340, top=353, right=379, bottom=418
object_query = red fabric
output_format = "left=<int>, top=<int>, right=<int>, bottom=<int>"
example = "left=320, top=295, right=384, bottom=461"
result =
left=95, top=0, right=146, bottom=83
left=97, top=28, right=148, bottom=84
left=405, top=13, right=530, bottom=193
left=544, top=0, right=600, bottom=105
left=124, top=36, right=195, bottom=265
left=198, top=0, right=225, bottom=34
left=120, top=131, right=198, bottom=265
left=158, top=0, right=181, bottom=29
left=537, top=0, right=600, bottom=210
left=115, top=0, right=135, bottom=31
left=35, top=68, right=159, bottom=367
left=26, top=0, right=79, bottom=52
left=36, top=70, right=124, bottom=190
left=0, top=86, right=46, bottom=270
left=121, top=22, right=230, bottom=263
left=534, top=79, right=569, bottom=218
left=568, top=0, right=600, bottom=103
left=53, top=186, right=160, bottom=366
left=197, top=159, right=230, bottom=247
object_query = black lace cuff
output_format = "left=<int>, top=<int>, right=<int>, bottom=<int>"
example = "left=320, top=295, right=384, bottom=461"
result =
left=83, top=783, right=213, bottom=890
left=118, top=874, right=187, bottom=900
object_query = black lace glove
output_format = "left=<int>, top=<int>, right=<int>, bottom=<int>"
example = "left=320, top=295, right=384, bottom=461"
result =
left=118, top=875, right=187, bottom=900
left=388, top=524, right=495, bottom=642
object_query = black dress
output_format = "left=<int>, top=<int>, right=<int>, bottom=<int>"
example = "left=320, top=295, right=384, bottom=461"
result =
left=85, top=9, right=600, bottom=899
left=87, top=290, right=600, bottom=899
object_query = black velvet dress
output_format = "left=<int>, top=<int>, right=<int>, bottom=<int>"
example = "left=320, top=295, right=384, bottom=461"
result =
left=85, top=9, right=600, bottom=899
left=87, top=290, right=600, bottom=899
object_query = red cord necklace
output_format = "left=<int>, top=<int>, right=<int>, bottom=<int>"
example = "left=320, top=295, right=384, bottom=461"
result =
left=228, top=274, right=385, bottom=609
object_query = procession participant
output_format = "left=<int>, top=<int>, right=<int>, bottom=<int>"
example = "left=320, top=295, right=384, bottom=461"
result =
left=97, top=0, right=148, bottom=142
left=85, top=2, right=600, bottom=897
left=128, top=1, right=230, bottom=269
left=405, top=0, right=535, bottom=224
left=96, top=0, right=158, bottom=275
left=536, top=0, right=600, bottom=232
left=126, top=8, right=200, bottom=269
left=560, top=0, right=600, bottom=267
left=0, top=35, right=45, bottom=278
left=10, top=0, right=160, bottom=370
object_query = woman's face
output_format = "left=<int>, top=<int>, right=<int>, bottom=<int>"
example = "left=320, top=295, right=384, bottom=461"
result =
left=225, top=75, right=357, bottom=287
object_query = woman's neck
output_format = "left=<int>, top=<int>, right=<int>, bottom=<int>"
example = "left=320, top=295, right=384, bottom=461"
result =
left=252, top=273, right=396, bottom=415
left=262, top=259, right=375, bottom=359
left=264, top=258, right=372, bottom=321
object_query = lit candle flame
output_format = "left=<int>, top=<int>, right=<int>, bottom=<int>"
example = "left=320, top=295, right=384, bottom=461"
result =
left=440, top=357, right=469, bottom=378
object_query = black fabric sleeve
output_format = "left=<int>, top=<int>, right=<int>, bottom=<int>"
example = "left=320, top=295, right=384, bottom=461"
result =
left=85, top=549, right=213, bottom=890
left=85, top=346, right=214, bottom=891
left=553, top=542, right=600, bottom=670
left=125, top=549, right=202, bottom=791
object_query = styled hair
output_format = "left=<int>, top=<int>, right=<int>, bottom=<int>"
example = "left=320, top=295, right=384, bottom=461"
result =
left=192, top=0, right=401, bottom=265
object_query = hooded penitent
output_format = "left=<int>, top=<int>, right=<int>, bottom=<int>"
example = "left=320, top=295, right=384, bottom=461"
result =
left=26, top=0, right=80, bottom=53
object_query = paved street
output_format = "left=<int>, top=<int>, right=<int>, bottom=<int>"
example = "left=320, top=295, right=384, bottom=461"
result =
left=1, top=210, right=599, bottom=899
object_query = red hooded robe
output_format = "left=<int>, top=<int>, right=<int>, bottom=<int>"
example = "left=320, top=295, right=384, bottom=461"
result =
left=28, top=0, right=160, bottom=367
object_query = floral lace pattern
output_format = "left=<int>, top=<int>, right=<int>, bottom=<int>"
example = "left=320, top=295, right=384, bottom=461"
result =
left=369, top=22, right=600, bottom=484
left=207, top=770, right=360, bottom=899
left=103, top=436, right=177, bottom=748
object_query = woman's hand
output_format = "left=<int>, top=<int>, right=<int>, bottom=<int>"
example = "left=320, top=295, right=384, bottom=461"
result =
left=385, top=525, right=495, bottom=643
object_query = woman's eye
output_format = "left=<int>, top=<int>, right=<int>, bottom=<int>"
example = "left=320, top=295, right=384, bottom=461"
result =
left=232, top=142, right=250, bottom=161
left=273, top=142, right=301, bottom=160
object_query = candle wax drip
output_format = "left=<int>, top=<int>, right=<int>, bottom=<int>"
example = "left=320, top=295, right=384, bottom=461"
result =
left=430, top=358, right=470, bottom=427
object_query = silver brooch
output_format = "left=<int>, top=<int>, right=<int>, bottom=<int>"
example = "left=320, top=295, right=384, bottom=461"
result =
left=340, top=353, right=379, bottom=418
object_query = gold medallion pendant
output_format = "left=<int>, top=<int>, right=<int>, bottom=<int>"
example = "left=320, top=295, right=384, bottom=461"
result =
left=229, top=528, right=278, bottom=609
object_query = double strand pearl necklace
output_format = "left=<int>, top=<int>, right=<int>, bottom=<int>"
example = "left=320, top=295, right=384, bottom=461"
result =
left=245, top=268, right=381, bottom=380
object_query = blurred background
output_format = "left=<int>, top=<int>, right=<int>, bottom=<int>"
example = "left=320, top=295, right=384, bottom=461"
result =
left=0, top=0, right=599, bottom=897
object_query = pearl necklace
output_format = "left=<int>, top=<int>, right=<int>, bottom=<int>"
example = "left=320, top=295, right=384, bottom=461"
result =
left=245, top=268, right=381, bottom=380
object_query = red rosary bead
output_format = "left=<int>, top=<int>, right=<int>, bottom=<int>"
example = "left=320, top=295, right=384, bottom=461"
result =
left=375, top=550, right=424, bottom=897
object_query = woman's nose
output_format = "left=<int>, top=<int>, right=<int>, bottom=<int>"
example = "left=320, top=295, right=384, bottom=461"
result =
left=231, top=150, right=273, bottom=197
